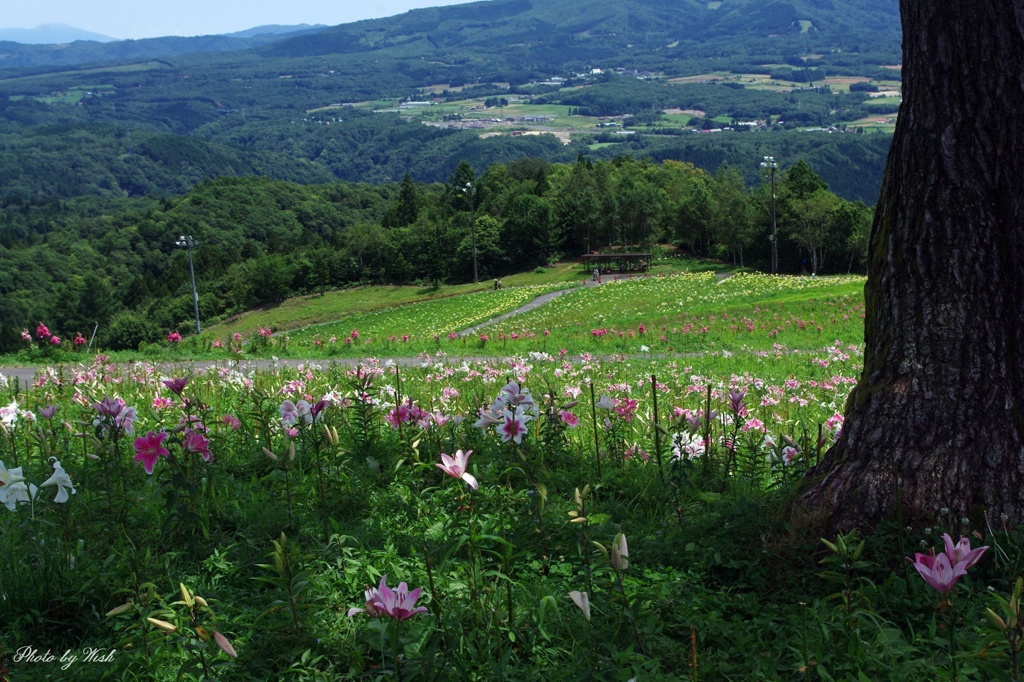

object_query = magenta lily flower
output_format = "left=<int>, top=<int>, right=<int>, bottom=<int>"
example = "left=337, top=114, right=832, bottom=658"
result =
left=183, top=430, right=213, bottom=461
left=437, top=449, right=478, bottom=490
left=94, top=396, right=123, bottom=418
left=347, top=574, right=428, bottom=621
left=133, top=431, right=170, bottom=474
left=559, top=410, right=580, bottom=428
left=162, top=377, right=188, bottom=395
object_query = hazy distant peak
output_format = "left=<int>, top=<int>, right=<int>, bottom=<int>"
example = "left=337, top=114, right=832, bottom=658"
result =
left=222, top=24, right=328, bottom=39
left=0, top=22, right=118, bottom=44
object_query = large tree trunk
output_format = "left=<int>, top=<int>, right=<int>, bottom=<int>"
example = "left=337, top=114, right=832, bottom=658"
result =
left=797, top=1, right=1024, bottom=532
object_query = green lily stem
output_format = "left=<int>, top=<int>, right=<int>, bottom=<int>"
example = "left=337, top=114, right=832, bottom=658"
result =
left=390, top=620, right=402, bottom=681
left=614, top=567, right=644, bottom=653
left=945, top=597, right=959, bottom=682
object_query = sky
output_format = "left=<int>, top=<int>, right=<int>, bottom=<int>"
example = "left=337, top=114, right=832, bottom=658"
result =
left=1, top=0, right=481, bottom=40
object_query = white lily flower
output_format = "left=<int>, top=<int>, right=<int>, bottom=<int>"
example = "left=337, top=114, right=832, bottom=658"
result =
left=0, top=401, right=19, bottom=428
left=0, top=461, right=31, bottom=511
left=0, top=475, right=31, bottom=512
left=40, top=460, right=76, bottom=504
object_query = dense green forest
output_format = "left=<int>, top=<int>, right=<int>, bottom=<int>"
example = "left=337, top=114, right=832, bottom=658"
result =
left=0, top=155, right=870, bottom=353
left=0, top=103, right=892, bottom=201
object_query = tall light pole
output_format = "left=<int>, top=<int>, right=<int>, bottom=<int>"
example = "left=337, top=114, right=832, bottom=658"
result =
left=461, top=182, right=479, bottom=283
left=176, top=235, right=201, bottom=334
left=760, top=156, right=778, bottom=274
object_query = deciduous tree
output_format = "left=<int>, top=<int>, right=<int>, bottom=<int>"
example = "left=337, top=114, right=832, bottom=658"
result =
left=798, top=0, right=1024, bottom=531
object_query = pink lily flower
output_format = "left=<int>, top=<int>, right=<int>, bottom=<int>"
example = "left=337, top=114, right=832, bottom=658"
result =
left=437, top=449, right=478, bottom=490
left=909, top=551, right=966, bottom=595
left=908, top=533, right=988, bottom=595
left=497, top=406, right=532, bottom=444
left=942, top=533, right=988, bottom=570
left=473, top=406, right=503, bottom=430
left=347, top=575, right=428, bottom=621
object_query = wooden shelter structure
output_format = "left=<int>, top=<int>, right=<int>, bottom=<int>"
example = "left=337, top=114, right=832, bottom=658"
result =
left=579, top=253, right=652, bottom=273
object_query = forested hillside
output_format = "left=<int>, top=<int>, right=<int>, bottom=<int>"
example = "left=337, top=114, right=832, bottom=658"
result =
left=0, top=155, right=870, bottom=353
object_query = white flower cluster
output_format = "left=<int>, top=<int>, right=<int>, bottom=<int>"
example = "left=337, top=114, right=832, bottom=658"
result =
left=0, top=400, right=35, bottom=428
left=0, top=459, right=76, bottom=511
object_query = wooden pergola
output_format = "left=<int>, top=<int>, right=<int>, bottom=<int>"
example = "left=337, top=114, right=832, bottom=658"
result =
left=579, top=253, right=652, bottom=273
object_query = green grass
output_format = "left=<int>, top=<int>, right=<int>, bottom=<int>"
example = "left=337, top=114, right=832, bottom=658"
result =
left=284, top=281, right=574, bottom=347
left=481, top=272, right=865, bottom=354
left=203, top=265, right=586, bottom=340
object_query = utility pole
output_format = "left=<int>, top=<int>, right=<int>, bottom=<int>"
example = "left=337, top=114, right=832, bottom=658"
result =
left=176, top=235, right=201, bottom=334
left=760, top=156, right=778, bottom=274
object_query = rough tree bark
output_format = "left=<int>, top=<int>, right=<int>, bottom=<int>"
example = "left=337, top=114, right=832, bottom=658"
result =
left=797, top=1, right=1024, bottom=532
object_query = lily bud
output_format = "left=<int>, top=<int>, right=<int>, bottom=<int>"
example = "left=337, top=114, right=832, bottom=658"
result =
left=179, top=583, right=193, bottom=607
left=987, top=607, right=1008, bottom=632
left=568, top=590, right=591, bottom=622
left=213, top=631, right=238, bottom=658
left=194, top=595, right=209, bottom=608
left=564, top=400, right=579, bottom=409
left=105, top=602, right=133, bottom=617
left=146, top=617, right=178, bottom=633
left=288, top=442, right=295, bottom=462
left=262, top=447, right=278, bottom=461
left=611, top=532, right=629, bottom=572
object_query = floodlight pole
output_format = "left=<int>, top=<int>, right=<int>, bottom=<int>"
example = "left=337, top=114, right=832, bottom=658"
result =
left=176, top=235, right=201, bottom=334
left=760, top=156, right=778, bottom=274
left=463, top=182, right=479, bottom=283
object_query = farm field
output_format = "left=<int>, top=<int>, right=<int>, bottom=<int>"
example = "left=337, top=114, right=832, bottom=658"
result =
left=2, top=273, right=1015, bottom=681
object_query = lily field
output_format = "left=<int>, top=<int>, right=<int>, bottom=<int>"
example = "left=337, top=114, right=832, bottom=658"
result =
left=2, top=273, right=1021, bottom=681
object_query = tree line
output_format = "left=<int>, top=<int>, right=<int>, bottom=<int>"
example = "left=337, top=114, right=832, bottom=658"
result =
left=0, top=155, right=870, bottom=353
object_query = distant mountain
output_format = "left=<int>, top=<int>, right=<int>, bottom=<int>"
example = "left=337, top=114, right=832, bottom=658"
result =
left=222, top=24, right=328, bottom=39
left=0, top=24, right=327, bottom=70
left=264, top=0, right=900, bottom=62
left=0, top=23, right=117, bottom=44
